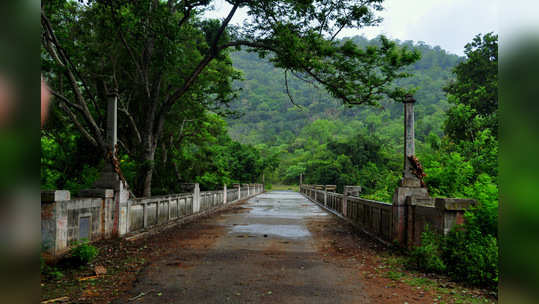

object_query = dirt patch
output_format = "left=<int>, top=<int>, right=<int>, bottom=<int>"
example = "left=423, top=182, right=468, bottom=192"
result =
left=306, top=215, right=497, bottom=304
left=41, top=205, right=248, bottom=303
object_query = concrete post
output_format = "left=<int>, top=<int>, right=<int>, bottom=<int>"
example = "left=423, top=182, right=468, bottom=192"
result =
left=167, top=198, right=171, bottom=221
left=236, top=184, right=241, bottom=200
left=143, top=203, right=148, bottom=228
left=193, top=183, right=200, bottom=213
left=323, top=187, right=327, bottom=206
left=342, top=188, right=348, bottom=217
left=81, top=90, right=131, bottom=237
left=402, top=95, right=420, bottom=187
left=94, top=91, right=120, bottom=188
left=392, top=94, right=429, bottom=245
left=299, top=173, right=303, bottom=185
left=223, top=184, right=227, bottom=204
left=41, top=190, right=70, bottom=256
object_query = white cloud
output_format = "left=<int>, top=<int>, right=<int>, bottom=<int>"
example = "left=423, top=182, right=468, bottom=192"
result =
left=205, top=0, right=499, bottom=56
left=340, top=0, right=498, bottom=55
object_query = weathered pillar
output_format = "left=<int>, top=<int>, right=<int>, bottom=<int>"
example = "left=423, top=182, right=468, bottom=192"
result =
left=323, top=187, right=327, bottom=206
left=41, top=190, right=70, bottom=256
left=299, top=173, right=303, bottom=186
left=402, top=95, right=420, bottom=187
left=392, top=94, right=429, bottom=246
left=235, top=184, right=241, bottom=199
left=223, top=184, right=227, bottom=204
left=193, top=183, right=200, bottom=213
left=342, top=189, right=348, bottom=217
left=94, top=91, right=119, bottom=187
left=81, top=90, right=130, bottom=237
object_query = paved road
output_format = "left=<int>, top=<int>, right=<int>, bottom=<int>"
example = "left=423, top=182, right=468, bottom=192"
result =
left=122, top=191, right=369, bottom=303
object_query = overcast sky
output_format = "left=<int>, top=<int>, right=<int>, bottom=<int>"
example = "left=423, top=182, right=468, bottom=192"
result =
left=205, top=0, right=499, bottom=56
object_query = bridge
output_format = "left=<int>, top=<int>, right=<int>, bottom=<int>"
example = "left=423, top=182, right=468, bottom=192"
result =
left=41, top=95, right=476, bottom=303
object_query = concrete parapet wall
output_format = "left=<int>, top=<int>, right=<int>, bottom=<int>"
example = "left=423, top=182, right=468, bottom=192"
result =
left=41, top=190, right=115, bottom=257
left=301, top=185, right=393, bottom=244
left=42, top=184, right=264, bottom=257
left=300, top=184, right=474, bottom=248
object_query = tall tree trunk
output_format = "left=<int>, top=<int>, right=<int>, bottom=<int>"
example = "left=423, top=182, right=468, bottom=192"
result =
left=142, top=150, right=155, bottom=197
left=140, top=125, right=157, bottom=197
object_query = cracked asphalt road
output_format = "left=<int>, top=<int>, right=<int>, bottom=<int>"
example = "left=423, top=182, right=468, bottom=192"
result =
left=120, top=191, right=369, bottom=303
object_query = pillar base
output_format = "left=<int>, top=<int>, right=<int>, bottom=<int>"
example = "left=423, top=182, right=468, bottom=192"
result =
left=392, top=186, right=429, bottom=245
left=400, top=176, right=421, bottom=187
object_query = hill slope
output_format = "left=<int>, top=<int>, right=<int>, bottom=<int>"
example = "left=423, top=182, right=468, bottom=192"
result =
left=227, top=36, right=461, bottom=145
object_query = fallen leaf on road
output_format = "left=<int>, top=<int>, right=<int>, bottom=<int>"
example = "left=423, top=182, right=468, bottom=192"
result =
left=94, top=265, right=107, bottom=275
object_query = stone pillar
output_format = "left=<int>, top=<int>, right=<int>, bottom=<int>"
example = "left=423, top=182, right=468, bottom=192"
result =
left=41, top=190, right=70, bottom=257
left=235, top=184, right=241, bottom=199
left=193, top=183, right=200, bottom=213
left=81, top=91, right=131, bottom=237
left=402, top=95, right=420, bottom=187
left=299, top=173, right=303, bottom=186
left=223, top=184, right=227, bottom=204
left=342, top=189, right=348, bottom=217
left=392, top=94, right=429, bottom=245
left=94, top=91, right=120, bottom=188
left=323, top=187, right=327, bottom=206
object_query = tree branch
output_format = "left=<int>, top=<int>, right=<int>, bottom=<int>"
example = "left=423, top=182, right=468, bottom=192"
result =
left=49, top=89, right=84, bottom=112
left=284, top=70, right=304, bottom=110
left=118, top=106, right=142, bottom=144
left=57, top=102, right=98, bottom=147
left=42, top=10, right=107, bottom=152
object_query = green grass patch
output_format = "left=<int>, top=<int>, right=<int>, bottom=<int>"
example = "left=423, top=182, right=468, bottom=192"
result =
left=384, top=271, right=405, bottom=281
left=405, top=276, right=436, bottom=287
left=270, top=184, right=299, bottom=192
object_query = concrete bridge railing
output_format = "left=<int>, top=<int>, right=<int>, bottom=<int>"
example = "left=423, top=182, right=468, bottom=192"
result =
left=301, top=185, right=394, bottom=244
left=300, top=184, right=474, bottom=247
left=41, top=183, right=264, bottom=257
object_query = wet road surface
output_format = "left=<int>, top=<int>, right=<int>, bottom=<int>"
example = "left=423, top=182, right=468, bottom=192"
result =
left=122, top=191, right=369, bottom=303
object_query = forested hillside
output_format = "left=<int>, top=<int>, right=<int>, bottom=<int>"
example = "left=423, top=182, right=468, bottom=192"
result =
left=227, top=35, right=462, bottom=195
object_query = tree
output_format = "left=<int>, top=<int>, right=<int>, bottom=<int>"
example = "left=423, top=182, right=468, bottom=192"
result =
left=444, top=33, right=498, bottom=141
left=42, top=0, right=419, bottom=196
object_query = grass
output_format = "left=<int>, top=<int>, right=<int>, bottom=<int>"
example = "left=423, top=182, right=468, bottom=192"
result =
left=379, top=253, right=496, bottom=304
left=385, top=270, right=405, bottom=281
left=268, top=184, right=299, bottom=192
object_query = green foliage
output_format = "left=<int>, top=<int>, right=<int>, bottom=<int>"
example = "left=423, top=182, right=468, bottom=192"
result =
left=444, top=33, right=498, bottom=141
left=402, top=34, right=498, bottom=290
left=227, top=36, right=462, bottom=200
left=70, top=240, right=99, bottom=266
left=42, top=0, right=422, bottom=196
left=408, top=219, right=498, bottom=289
left=407, top=226, right=446, bottom=273
left=442, top=226, right=498, bottom=288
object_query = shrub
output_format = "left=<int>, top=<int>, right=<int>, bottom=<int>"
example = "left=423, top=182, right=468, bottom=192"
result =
left=408, top=209, right=499, bottom=289
left=70, top=240, right=99, bottom=266
left=406, top=226, right=446, bottom=273
left=442, top=227, right=498, bottom=288
left=41, top=256, right=64, bottom=280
